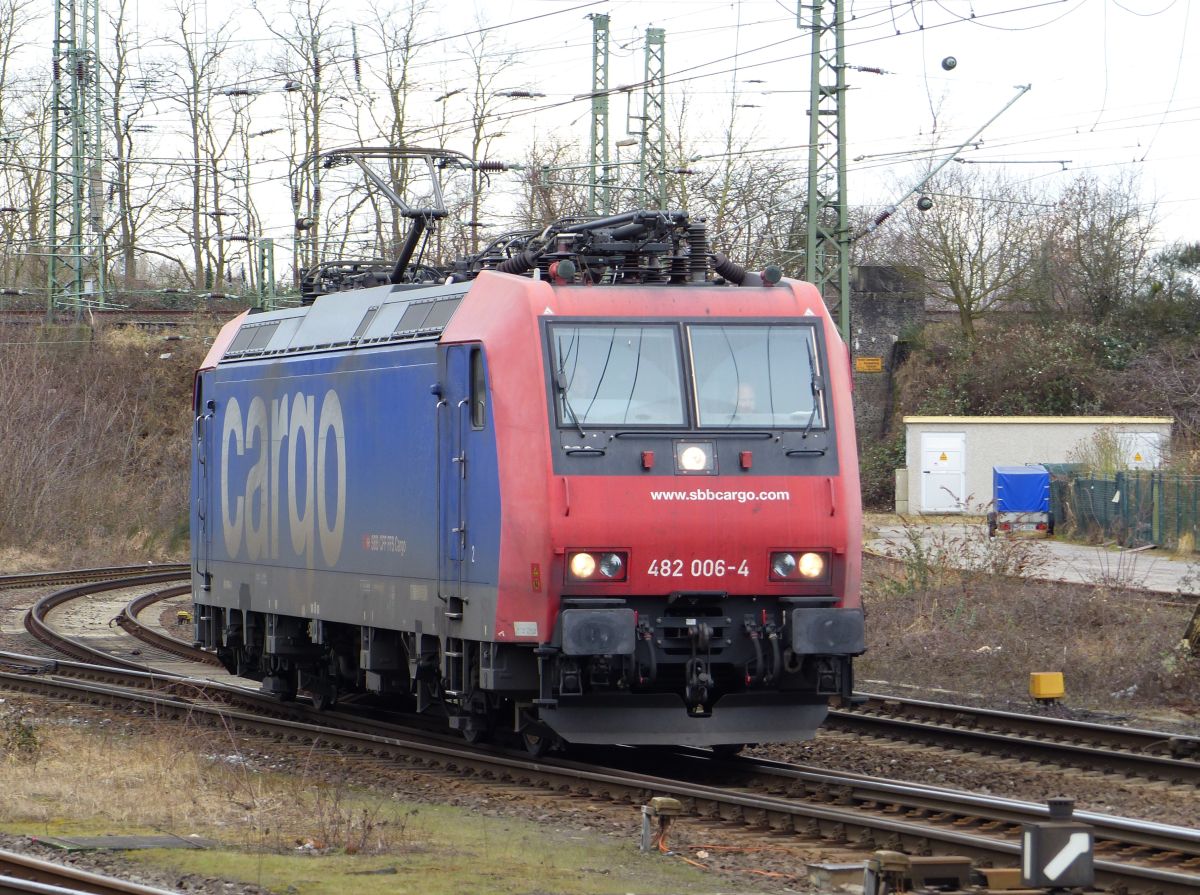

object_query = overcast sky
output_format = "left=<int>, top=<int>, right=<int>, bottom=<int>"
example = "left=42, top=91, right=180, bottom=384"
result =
left=452, top=0, right=1197, bottom=241
left=30, top=0, right=1192, bottom=261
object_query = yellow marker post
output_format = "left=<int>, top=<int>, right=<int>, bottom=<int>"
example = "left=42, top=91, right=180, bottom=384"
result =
left=1030, top=671, right=1065, bottom=703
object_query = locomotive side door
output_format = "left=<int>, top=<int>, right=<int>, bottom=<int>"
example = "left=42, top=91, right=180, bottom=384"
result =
left=437, top=345, right=471, bottom=614
left=193, top=384, right=215, bottom=592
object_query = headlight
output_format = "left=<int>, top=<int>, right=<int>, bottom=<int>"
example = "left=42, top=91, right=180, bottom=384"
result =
left=569, top=552, right=597, bottom=579
left=673, top=441, right=715, bottom=474
left=598, top=552, right=624, bottom=578
left=771, top=552, right=797, bottom=579
left=567, top=550, right=629, bottom=583
left=770, top=551, right=829, bottom=582
left=798, top=552, right=825, bottom=578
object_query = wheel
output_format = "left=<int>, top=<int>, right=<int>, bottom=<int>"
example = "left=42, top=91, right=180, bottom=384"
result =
left=311, top=684, right=338, bottom=712
left=460, top=717, right=492, bottom=745
left=521, top=730, right=552, bottom=757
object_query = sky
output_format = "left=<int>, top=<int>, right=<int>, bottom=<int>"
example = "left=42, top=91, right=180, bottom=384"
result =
left=14, top=0, right=1197, bottom=270
left=452, top=0, right=1197, bottom=241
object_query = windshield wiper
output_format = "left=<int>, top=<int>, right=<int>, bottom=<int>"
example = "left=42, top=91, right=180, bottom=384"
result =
left=554, top=368, right=586, bottom=438
left=803, top=338, right=824, bottom=440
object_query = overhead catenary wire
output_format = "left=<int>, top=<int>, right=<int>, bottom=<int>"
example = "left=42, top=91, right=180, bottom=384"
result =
left=0, top=0, right=1193, bottom=286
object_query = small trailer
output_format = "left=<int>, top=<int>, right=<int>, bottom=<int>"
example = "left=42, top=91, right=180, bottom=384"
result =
left=987, top=465, right=1053, bottom=537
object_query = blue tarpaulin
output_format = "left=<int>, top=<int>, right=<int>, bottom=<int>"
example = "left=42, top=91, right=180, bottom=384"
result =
left=993, top=465, right=1050, bottom=513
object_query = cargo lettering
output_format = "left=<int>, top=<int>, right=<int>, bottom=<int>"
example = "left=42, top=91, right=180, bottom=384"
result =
left=220, top=389, right=346, bottom=566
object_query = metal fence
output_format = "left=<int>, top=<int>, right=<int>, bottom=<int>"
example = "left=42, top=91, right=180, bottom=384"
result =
left=1050, top=471, right=1200, bottom=552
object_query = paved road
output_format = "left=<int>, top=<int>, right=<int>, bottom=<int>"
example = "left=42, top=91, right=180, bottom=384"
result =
left=865, top=521, right=1199, bottom=595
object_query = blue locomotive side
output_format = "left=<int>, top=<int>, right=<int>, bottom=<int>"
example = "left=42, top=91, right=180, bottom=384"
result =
left=191, top=333, right=503, bottom=695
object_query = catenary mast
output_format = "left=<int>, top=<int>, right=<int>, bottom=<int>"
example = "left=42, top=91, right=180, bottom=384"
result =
left=48, top=0, right=106, bottom=319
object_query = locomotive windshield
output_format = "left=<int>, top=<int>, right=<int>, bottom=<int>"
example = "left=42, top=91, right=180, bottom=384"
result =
left=548, top=321, right=825, bottom=429
left=551, top=324, right=687, bottom=426
left=689, top=324, right=824, bottom=429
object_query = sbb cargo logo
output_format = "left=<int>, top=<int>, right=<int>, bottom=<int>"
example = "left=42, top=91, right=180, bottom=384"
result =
left=219, top=389, right=346, bottom=566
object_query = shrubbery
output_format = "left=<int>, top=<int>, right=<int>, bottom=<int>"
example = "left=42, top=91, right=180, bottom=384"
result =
left=0, top=323, right=212, bottom=563
left=895, top=320, right=1111, bottom=417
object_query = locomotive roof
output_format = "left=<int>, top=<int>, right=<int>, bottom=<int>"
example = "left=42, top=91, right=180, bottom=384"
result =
left=213, top=281, right=469, bottom=365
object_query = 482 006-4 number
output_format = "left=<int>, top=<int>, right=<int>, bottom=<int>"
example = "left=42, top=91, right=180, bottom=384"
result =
left=647, top=558, right=751, bottom=578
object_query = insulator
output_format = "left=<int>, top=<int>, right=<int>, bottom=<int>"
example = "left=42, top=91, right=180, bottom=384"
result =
left=669, top=254, right=688, bottom=283
left=475, top=160, right=507, bottom=173
left=712, top=252, right=747, bottom=286
left=687, top=223, right=708, bottom=281
left=495, top=250, right=539, bottom=275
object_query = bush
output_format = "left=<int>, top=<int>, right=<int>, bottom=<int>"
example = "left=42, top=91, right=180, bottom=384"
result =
left=0, top=324, right=213, bottom=562
left=859, top=433, right=905, bottom=510
left=896, top=320, right=1109, bottom=417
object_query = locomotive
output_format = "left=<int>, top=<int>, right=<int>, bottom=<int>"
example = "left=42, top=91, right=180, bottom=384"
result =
left=191, top=147, right=864, bottom=753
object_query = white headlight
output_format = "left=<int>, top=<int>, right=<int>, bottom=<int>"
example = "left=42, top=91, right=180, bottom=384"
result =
left=798, top=552, right=825, bottom=578
left=674, top=441, right=714, bottom=473
left=680, top=446, right=707, bottom=470
left=569, top=552, right=596, bottom=579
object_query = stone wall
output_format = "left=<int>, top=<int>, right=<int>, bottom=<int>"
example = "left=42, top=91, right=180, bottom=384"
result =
left=845, top=265, right=924, bottom=442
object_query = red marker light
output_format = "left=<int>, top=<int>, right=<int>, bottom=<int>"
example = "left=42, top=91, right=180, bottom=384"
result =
left=641, top=450, right=655, bottom=470
left=740, top=450, right=753, bottom=470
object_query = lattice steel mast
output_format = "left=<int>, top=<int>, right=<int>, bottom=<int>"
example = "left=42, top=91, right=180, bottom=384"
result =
left=48, top=0, right=106, bottom=318
left=639, top=27, right=666, bottom=210
left=802, top=1, right=849, bottom=340
left=587, top=13, right=610, bottom=215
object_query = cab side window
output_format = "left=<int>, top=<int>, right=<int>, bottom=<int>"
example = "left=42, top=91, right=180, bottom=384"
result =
left=470, top=347, right=487, bottom=429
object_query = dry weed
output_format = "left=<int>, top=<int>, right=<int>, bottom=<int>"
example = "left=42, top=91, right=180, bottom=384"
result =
left=0, top=711, right=413, bottom=856
left=0, top=326, right=212, bottom=561
left=872, top=513, right=1048, bottom=597
left=862, top=554, right=1200, bottom=710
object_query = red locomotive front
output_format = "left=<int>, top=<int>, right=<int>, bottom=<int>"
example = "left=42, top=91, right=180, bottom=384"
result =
left=444, top=270, right=864, bottom=749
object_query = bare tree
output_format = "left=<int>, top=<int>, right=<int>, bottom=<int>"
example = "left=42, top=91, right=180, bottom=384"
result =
left=512, top=138, right=589, bottom=229
left=162, top=0, right=233, bottom=289
left=353, top=1, right=430, bottom=259
left=872, top=165, right=1043, bottom=340
left=0, top=0, right=43, bottom=290
left=263, top=0, right=347, bottom=278
left=1039, top=172, right=1157, bottom=322
left=105, top=0, right=181, bottom=290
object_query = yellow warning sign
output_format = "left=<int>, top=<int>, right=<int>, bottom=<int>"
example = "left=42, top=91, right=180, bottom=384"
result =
left=855, top=356, right=884, bottom=373
left=1134, top=452, right=1143, bottom=462
left=939, top=452, right=948, bottom=461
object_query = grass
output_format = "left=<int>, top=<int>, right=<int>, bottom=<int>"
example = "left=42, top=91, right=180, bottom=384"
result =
left=0, top=708, right=717, bottom=895
left=858, top=537, right=1200, bottom=715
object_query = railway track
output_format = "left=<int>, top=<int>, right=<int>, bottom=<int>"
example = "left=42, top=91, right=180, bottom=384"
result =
left=22, top=568, right=1200, bottom=788
left=5, top=567, right=1200, bottom=893
left=114, top=584, right=222, bottom=666
left=23, top=571, right=196, bottom=670
left=0, top=565, right=188, bottom=592
left=829, top=694, right=1200, bottom=785
left=1, top=665, right=1198, bottom=894
left=0, top=847, right=180, bottom=895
